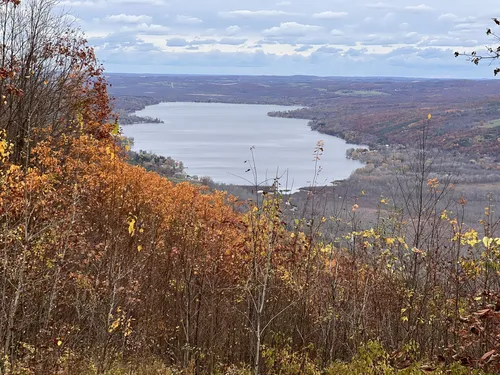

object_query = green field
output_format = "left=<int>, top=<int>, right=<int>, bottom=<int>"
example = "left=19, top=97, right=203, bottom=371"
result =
left=335, top=89, right=389, bottom=96
left=482, top=118, right=500, bottom=128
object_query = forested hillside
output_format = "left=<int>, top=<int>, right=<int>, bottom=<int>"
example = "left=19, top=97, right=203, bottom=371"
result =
left=110, top=74, right=500, bottom=158
left=1, top=1, right=500, bottom=374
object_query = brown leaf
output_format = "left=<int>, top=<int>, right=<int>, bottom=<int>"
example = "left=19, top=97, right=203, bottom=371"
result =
left=459, top=315, right=470, bottom=323
left=474, top=308, right=491, bottom=318
left=481, top=349, right=496, bottom=362
left=420, top=364, right=437, bottom=372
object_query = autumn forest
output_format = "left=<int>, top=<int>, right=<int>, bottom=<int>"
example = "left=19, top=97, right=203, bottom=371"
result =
left=1, top=1, right=500, bottom=374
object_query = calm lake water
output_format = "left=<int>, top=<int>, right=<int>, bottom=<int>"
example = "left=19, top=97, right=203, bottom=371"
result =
left=123, top=102, right=364, bottom=189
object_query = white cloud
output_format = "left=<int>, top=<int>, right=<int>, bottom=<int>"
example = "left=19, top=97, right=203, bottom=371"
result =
left=263, top=22, right=323, bottom=37
left=62, top=14, right=82, bottom=23
left=59, top=0, right=167, bottom=5
left=176, top=15, right=203, bottom=24
left=438, top=13, right=459, bottom=22
left=418, top=36, right=478, bottom=47
left=58, top=0, right=101, bottom=6
left=312, top=11, right=348, bottom=19
left=115, top=0, right=167, bottom=3
left=330, top=29, right=344, bottom=36
left=366, top=2, right=392, bottom=9
left=383, top=12, right=395, bottom=23
left=225, top=25, right=241, bottom=35
left=453, top=22, right=484, bottom=31
left=404, top=4, right=433, bottom=12
left=105, top=14, right=152, bottom=23
left=51, top=0, right=496, bottom=77
left=122, top=23, right=170, bottom=34
left=220, top=10, right=296, bottom=18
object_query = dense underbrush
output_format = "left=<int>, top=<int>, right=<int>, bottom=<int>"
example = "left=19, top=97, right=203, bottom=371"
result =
left=1, top=1, right=500, bottom=373
left=2, top=128, right=500, bottom=374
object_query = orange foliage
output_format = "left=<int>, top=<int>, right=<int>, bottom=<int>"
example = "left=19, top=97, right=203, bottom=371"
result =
left=0, top=128, right=247, bottom=370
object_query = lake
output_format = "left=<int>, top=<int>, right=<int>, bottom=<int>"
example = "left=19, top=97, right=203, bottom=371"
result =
left=122, top=102, right=364, bottom=189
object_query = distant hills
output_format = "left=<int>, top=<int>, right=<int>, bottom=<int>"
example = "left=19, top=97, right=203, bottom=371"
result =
left=109, top=74, right=500, bottom=158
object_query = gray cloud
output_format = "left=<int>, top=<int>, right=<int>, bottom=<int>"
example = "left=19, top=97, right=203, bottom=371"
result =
left=190, top=38, right=218, bottom=45
left=316, top=46, right=343, bottom=54
left=219, top=37, right=248, bottom=45
left=51, top=0, right=500, bottom=77
left=295, top=45, right=314, bottom=52
left=166, top=37, right=189, bottom=47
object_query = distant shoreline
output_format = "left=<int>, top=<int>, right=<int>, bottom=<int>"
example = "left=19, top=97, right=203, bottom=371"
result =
left=122, top=102, right=367, bottom=190
left=122, top=99, right=376, bottom=151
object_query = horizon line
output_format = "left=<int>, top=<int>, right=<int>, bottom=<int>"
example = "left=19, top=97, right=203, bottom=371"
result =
left=105, top=72, right=498, bottom=81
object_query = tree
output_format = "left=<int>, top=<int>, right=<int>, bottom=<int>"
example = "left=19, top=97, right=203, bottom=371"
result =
left=455, top=18, right=500, bottom=76
left=0, top=0, right=112, bottom=164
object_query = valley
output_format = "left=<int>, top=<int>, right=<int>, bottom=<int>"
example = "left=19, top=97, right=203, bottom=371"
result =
left=110, top=74, right=500, bottom=228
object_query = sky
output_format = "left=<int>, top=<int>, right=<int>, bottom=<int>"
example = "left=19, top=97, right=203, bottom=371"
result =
left=56, top=0, right=500, bottom=78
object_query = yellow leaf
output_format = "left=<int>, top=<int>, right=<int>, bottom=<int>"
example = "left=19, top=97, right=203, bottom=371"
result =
left=108, top=318, right=120, bottom=333
left=105, top=146, right=115, bottom=160
left=57, top=340, right=63, bottom=346
left=128, top=217, right=136, bottom=236
left=137, top=245, right=143, bottom=252
left=483, top=237, right=493, bottom=248
left=385, top=237, right=396, bottom=246
left=428, top=113, right=432, bottom=120
left=111, top=122, right=120, bottom=136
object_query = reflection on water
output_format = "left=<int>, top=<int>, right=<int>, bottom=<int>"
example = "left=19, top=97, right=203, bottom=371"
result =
left=122, top=102, right=365, bottom=189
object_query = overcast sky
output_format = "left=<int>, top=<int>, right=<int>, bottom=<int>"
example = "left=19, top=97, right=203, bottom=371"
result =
left=58, top=0, right=500, bottom=77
